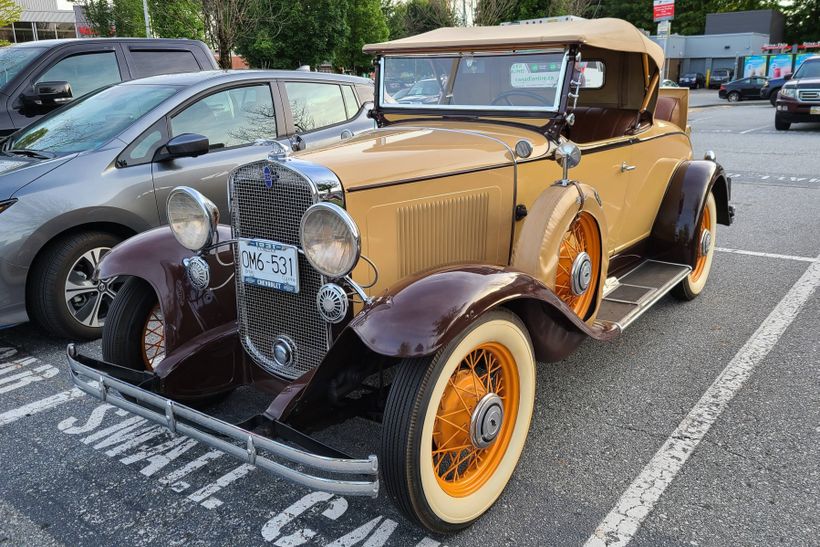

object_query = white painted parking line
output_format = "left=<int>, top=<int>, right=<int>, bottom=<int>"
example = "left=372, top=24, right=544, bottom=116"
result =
left=716, top=247, right=817, bottom=263
left=0, top=387, right=85, bottom=426
left=585, top=254, right=820, bottom=547
left=739, top=124, right=769, bottom=134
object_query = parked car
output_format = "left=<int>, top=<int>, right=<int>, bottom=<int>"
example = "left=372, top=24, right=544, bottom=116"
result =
left=395, top=77, right=443, bottom=104
left=719, top=76, right=768, bottom=102
left=678, top=72, right=705, bottom=88
left=760, top=75, right=787, bottom=106
left=0, top=70, right=374, bottom=337
left=775, top=56, right=820, bottom=130
left=708, top=68, right=734, bottom=89
left=69, top=18, right=732, bottom=534
left=0, top=38, right=218, bottom=136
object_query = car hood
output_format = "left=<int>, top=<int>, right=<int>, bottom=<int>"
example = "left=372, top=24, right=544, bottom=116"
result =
left=0, top=154, right=76, bottom=200
left=794, top=77, right=820, bottom=87
left=296, top=121, right=551, bottom=191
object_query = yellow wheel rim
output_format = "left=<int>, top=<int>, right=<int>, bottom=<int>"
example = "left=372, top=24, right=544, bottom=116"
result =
left=555, top=212, right=601, bottom=318
left=141, top=304, right=166, bottom=371
left=432, top=342, right=520, bottom=498
left=691, top=203, right=712, bottom=282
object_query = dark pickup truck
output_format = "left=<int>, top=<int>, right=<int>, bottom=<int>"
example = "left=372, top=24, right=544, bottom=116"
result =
left=775, top=56, right=820, bottom=130
left=0, top=38, right=217, bottom=136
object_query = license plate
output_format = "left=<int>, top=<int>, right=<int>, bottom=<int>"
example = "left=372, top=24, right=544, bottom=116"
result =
left=238, top=239, right=299, bottom=293
left=811, top=106, right=820, bottom=115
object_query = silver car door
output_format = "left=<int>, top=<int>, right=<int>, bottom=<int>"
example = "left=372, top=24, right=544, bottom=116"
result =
left=151, top=82, right=281, bottom=223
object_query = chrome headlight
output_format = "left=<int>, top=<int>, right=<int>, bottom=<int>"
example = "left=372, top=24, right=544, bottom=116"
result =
left=167, top=186, right=219, bottom=252
left=779, top=86, right=796, bottom=99
left=300, top=202, right=360, bottom=278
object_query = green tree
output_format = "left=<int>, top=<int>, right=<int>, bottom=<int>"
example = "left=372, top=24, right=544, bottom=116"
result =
left=235, top=0, right=348, bottom=70
left=0, top=0, right=22, bottom=46
left=149, top=0, right=205, bottom=41
left=72, top=0, right=146, bottom=37
left=336, top=0, right=388, bottom=73
left=387, top=0, right=456, bottom=39
left=783, top=0, right=820, bottom=44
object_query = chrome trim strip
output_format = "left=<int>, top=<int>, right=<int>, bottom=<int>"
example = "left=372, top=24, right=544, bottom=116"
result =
left=66, top=345, right=379, bottom=497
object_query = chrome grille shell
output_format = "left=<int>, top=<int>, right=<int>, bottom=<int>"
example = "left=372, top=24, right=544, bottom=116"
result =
left=229, top=158, right=341, bottom=379
left=798, top=89, right=820, bottom=101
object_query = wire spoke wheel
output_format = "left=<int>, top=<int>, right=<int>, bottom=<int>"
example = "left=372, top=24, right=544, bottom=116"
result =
left=691, top=201, right=712, bottom=283
left=554, top=212, right=601, bottom=318
left=141, top=305, right=166, bottom=371
left=432, top=342, right=519, bottom=497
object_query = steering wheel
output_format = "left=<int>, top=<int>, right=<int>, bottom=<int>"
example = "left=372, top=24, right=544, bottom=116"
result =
left=490, top=90, right=552, bottom=106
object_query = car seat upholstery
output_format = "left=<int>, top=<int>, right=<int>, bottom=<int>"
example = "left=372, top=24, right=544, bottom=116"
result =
left=569, top=107, right=638, bottom=143
left=654, top=96, right=680, bottom=123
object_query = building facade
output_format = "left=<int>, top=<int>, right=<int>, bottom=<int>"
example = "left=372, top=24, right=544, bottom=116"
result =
left=1, top=0, right=78, bottom=44
left=651, top=32, right=770, bottom=81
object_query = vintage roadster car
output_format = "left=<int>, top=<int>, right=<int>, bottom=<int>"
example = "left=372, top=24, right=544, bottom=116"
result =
left=67, top=18, right=733, bottom=533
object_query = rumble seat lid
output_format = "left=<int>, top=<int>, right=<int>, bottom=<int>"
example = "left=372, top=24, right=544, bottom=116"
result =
left=364, top=18, right=664, bottom=70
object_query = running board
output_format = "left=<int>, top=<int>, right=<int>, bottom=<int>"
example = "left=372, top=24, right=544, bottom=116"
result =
left=596, top=260, right=691, bottom=330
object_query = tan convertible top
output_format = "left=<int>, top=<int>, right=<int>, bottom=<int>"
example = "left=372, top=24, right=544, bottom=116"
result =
left=364, top=18, right=664, bottom=70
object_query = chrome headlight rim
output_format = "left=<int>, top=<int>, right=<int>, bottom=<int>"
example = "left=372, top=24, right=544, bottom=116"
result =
left=299, top=202, right=361, bottom=279
left=166, top=186, right=219, bottom=252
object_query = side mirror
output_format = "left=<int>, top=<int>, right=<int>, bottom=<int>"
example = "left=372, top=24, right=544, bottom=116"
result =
left=27, top=81, right=73, bottom=106
left=161, top=133, right=209, bottom=161
left=555, top=141, right=582, bottom=183
left=783, top=73, right=792, bottom=81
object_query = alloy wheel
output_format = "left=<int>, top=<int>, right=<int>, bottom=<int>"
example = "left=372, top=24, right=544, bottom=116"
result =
left=63, top=247, right=120, bottom=328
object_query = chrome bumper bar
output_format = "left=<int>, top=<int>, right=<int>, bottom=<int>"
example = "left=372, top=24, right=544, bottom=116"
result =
left=66, top=344, right=379, bottom=497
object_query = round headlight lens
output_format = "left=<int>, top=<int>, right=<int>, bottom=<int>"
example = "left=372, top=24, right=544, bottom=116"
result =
left=300, top=203, right=360, bottom=278
left=779, top=86, right=796, bottom=98
left=167, top=187, right=219, bottom=251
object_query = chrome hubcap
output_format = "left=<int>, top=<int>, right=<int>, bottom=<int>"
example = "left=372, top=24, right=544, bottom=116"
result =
left=470, top=393, right=504, bottom=449
left=64, top=247, right=119, bottom=328
left=700, top=229, right=713, bottom=257
left=570, top=251, right=592, bottom=296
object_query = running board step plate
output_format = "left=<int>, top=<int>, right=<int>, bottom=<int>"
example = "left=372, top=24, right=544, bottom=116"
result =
left=597, top=260, right=691, bottom=330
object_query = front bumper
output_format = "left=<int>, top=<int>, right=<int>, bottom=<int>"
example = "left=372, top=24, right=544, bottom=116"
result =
left=66, top=345, right=379, bottom=497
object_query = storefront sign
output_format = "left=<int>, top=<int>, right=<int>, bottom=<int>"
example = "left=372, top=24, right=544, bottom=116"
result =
left=653, top=0, right=674, bottom=22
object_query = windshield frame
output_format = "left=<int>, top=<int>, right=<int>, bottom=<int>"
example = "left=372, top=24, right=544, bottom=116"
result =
left=377, top=48, right=569, bottom=117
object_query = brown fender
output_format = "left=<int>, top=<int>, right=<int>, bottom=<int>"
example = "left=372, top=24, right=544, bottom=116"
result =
left=97, top=224, right=243, bottom=390
left=649, top=160, right=732, bottom=267
left=348, top=264, right=619, bottom=364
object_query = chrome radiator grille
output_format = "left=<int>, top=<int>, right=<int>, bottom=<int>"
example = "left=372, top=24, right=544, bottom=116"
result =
left=229, top=160, right=328, bottom=379
left=798, top=89, right=820, bottom=101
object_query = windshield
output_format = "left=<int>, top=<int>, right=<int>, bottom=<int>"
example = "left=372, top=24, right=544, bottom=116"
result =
left=0, top=46, right=46, bottom=89
left=380, top=51, right=567, bottom=113
left=794, top=60, right=820, bottom=79
left=7, top=84, right=178, bottom=154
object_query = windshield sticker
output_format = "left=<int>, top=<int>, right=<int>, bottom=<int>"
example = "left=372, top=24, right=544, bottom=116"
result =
left=510, top=62, right=560, bottom=88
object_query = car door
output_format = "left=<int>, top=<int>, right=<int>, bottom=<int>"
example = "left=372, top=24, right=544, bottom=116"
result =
left=150, top=81, right=285, bottom=222
left=8, top=44, right=127, bottom=130
left=279, top=80, right=374, bottom=150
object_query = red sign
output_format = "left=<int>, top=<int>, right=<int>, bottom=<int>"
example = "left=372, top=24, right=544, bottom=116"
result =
left=653, top=0, right=675, bottom=22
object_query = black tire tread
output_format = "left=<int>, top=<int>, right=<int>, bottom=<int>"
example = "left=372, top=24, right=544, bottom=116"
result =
left=27, top=230, right=121, bottom=339
left=101, top=277, right=156, bottom=371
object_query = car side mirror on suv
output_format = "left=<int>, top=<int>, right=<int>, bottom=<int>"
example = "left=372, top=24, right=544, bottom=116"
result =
left=157, top=133, right=210, bottom=161
left=784, top=73, right=792, bottom=81
left=23, top=81, right=73, bottom=108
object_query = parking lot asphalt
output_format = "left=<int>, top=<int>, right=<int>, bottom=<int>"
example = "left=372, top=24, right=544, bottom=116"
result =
left=1, top=96, right=819, bottom=547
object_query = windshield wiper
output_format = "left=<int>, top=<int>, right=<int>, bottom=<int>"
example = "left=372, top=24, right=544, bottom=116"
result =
left=4, top=148, right=55, bottom=160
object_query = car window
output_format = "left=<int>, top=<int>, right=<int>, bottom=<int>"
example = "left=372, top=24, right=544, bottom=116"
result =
left=129, top=49, right=201, bottom=78
left=36, top=51, right=121, bottom=98
left=341, top=85, right=359, bottom=118
left=794, top=61, right=820, bottom=79
left=577, top=61, right=605, bottom=89
left=171, top=84, right=276, bottom=149
left=119, top=119, right=168, bottom=167
left=285, top=82, right=347, bottom=132
left=8, top=84, right=178, bottom=154
left=0, top=46, right=46, bottom=89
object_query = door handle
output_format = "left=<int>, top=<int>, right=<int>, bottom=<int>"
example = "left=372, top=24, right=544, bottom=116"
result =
left=620, top=162, right=636, bottom=172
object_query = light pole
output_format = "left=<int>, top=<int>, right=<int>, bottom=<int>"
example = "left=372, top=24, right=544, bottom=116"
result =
left=142, top=0, right=151, bottom=37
